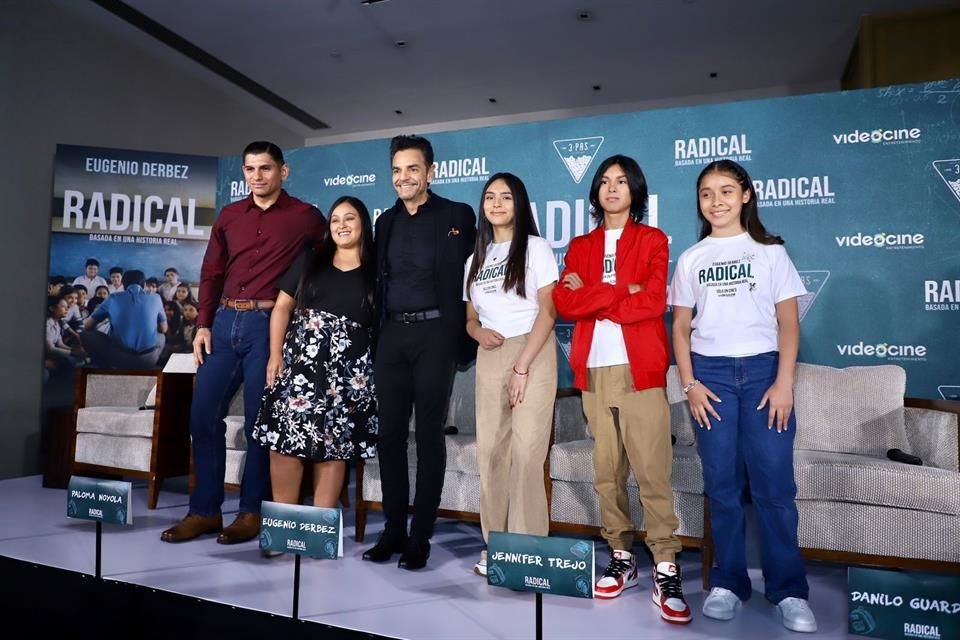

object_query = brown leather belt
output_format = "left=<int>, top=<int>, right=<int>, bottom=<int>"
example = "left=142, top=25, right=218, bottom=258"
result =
left=221, top=296, right=275, bottom=311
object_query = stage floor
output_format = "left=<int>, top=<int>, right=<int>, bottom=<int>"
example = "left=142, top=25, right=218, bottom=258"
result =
left=0, top=474, right=856, bottom=639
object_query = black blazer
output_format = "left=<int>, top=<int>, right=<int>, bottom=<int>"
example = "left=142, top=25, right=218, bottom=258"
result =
left=375, top=191, right=478, bottom=367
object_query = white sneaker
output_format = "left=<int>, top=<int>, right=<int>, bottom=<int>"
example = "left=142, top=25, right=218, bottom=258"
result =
left=702, top=587, right=742, bottom=621
left=777, top=597, right=817, bottom=633
left=594, top=549, right=638, bottom=599
left=473, top=550, right=487, bottom=577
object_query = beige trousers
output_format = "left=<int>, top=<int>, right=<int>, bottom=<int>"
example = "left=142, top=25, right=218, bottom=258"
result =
left=581, top=364, right=681, bottom=563
left=475, top=334, right=557, bottom=542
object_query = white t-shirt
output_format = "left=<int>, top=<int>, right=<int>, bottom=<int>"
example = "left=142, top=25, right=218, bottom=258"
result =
left=668, top=232, right=806, bottom=357
left=587, top=228, right=630, bottom=368
left=72, top=275, right=108, bottom=295
left=463, top=236, right=559, bottom=338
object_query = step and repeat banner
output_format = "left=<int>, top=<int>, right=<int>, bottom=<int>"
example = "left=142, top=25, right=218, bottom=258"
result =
left=44, top=79, right=958, bottom=403
left=217, top=79, right=960, bottom=399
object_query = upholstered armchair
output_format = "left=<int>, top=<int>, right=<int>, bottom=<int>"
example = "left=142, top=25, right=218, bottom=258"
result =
left=70, top=368, right=193, bottom=508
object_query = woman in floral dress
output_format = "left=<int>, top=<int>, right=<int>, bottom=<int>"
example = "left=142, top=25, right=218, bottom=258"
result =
left=253, top=195, right=378, bottom=509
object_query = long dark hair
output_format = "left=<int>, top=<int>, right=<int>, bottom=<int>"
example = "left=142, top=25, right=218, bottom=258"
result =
left=588, top=154, right=649, bottom=226
left=163, top=301, right=183, bottom=334
left=466, top=172, right=539, bottom=300
left=696, top=160, right=783, bottom=245
left=298, top=196, right=376, bottom=311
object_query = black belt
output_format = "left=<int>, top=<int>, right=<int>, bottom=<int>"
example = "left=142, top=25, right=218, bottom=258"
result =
left=390, top=308, right=441, bottom=323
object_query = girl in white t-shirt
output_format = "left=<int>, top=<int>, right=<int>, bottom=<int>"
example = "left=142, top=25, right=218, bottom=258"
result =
left=463, top=172, right=558, bottom=578
left=668, top=159, right=816, bottom=633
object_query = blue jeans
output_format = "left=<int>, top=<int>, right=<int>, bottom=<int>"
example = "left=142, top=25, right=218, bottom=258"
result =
left=189, top=307, right=271, bottom=516
left=692, top=351, right=808, bottom=603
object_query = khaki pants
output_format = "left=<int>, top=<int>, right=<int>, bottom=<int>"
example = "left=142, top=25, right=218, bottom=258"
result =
left=582, top=364, right=680, bottom=563
left=476, top=334, right=557, bottom=542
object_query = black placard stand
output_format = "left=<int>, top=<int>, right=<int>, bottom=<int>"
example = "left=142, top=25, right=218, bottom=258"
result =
left=95, top=521, right=102, bottom=579
left=291, top=554, right=302, bottom=619
left=535, top=591, right=543, bottom=640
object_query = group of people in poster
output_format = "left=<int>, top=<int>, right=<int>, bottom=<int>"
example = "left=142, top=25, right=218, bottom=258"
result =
left=44, top=261, right=201, bottom=379
left=138, top=135, right=816, bottom=633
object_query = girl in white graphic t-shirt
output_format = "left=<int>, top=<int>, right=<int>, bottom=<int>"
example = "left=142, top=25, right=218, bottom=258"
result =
left=668, top=159, right=817, bottom=633
left=463, top=172, right=558, bottom=578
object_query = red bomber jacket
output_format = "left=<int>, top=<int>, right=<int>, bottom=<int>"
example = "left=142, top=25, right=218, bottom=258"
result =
left=552, top=219, right=670, bottom=392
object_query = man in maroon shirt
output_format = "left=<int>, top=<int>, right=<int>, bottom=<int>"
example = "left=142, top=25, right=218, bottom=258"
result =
left=161, top=141, right=326, bottom=545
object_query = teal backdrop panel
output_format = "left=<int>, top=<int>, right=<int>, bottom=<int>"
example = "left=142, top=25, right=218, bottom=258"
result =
left=218, top=79, right=960, bottom=399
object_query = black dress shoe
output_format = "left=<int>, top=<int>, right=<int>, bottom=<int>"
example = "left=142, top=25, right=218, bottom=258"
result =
left=362, top=534, right=407, bottom=563
left=398, top=538, right=430, bottom=570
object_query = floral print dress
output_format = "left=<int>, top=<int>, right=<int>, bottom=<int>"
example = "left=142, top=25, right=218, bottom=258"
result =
left=253, top=306, right=377, bottom=461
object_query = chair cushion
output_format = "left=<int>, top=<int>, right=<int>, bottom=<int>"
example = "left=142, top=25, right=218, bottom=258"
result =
left=549, top=438, right=703, bottom=494
left=446, top=367, right=477, bottom=436
left=144, top=384, right=157, bottom=407
left=363, top=434, right=478, bottom=475
left=793, top=363, right=911, bottom=457
left=224, top=416, right=247, bottom=450
left=795, top=450, right=960, bottom=516
left=76, top=406, right=155, bottom=438
left=84, top=374, right=157, bottom=408
left=666, top=366, right=696, bottom=446
left=225, top=448, right=246, bottom=486
left=74, top=432, right=152, bottom=472
left=554, top=395, right=589, bottom=443
left=228, top=390, right=244, bottom=418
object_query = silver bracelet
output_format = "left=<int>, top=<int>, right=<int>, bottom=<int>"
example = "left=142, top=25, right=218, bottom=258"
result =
left=682, top=379, right=700, bottom=394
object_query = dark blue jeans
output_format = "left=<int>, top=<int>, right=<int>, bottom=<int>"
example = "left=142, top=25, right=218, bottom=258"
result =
left=189, top=307, right=271, bottom=516
left=692, top=351, right=808, bottom=603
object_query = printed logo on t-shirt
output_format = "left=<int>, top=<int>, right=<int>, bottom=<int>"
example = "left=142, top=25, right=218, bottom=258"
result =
left=474, top=247, right=510, bottom=295
left=602, top=253, right=616, bottom=284
left=697, top=252, right=755, bottom=298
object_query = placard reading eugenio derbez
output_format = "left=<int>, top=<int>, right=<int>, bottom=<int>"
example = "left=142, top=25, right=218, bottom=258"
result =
left=259, top=501, right=343, bottom=559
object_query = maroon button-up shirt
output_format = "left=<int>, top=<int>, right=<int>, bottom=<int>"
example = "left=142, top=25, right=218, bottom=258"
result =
left=197, top=190, right=326, bottom=326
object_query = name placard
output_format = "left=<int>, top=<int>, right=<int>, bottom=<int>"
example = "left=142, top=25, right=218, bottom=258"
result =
left=259, top=501, right=342, bottom=559
left=487, top=531, right=594, bottom=598
left=67, top=476, right=133, bottom=525
left=849, top=567, right=960, bottom=640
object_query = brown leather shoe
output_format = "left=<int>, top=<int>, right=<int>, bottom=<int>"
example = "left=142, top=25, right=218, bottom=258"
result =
left=217, top=512, right=261, bottom=545
left=160, top=513, right=223, bottom=543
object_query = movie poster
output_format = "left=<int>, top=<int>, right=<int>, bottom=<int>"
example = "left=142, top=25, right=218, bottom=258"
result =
left=44, top=144, right=217, bottom=406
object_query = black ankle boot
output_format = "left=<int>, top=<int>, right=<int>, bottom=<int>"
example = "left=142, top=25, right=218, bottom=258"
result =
left=362, top=533, right=407, bottom=563
left=398, top=537, right=430, bottom=570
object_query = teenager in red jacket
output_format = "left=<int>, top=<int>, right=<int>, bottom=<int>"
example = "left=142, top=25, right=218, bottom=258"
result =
left=553, top=155, right=689, bottom=624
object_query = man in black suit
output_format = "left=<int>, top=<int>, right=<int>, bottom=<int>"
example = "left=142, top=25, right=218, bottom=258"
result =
left=363, top=135, right=477, bottom=570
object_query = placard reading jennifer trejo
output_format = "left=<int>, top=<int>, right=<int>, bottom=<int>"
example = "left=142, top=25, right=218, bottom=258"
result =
left=487, top=531, right=594, bottom=598
left=67, top=476, right=133, bottom=525
left=259, top=501, right=343, bottom=559
left=849, top=567, right=960, bottom=640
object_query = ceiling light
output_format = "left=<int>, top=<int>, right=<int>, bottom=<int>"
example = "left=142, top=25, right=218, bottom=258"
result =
left=361, top=0, right=390, bottom=5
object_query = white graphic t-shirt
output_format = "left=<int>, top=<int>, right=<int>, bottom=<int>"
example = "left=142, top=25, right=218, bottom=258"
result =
left=463, top=236, right=559, bottom=338
left=587, top=228, right=630, bottom=368
left=668, top=232, right=807, bottom=357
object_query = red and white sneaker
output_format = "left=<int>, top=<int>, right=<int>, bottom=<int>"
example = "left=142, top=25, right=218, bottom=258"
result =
left=594, top=549, right=638, bottom=599
left=651, top=561, right=692, bottom=624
